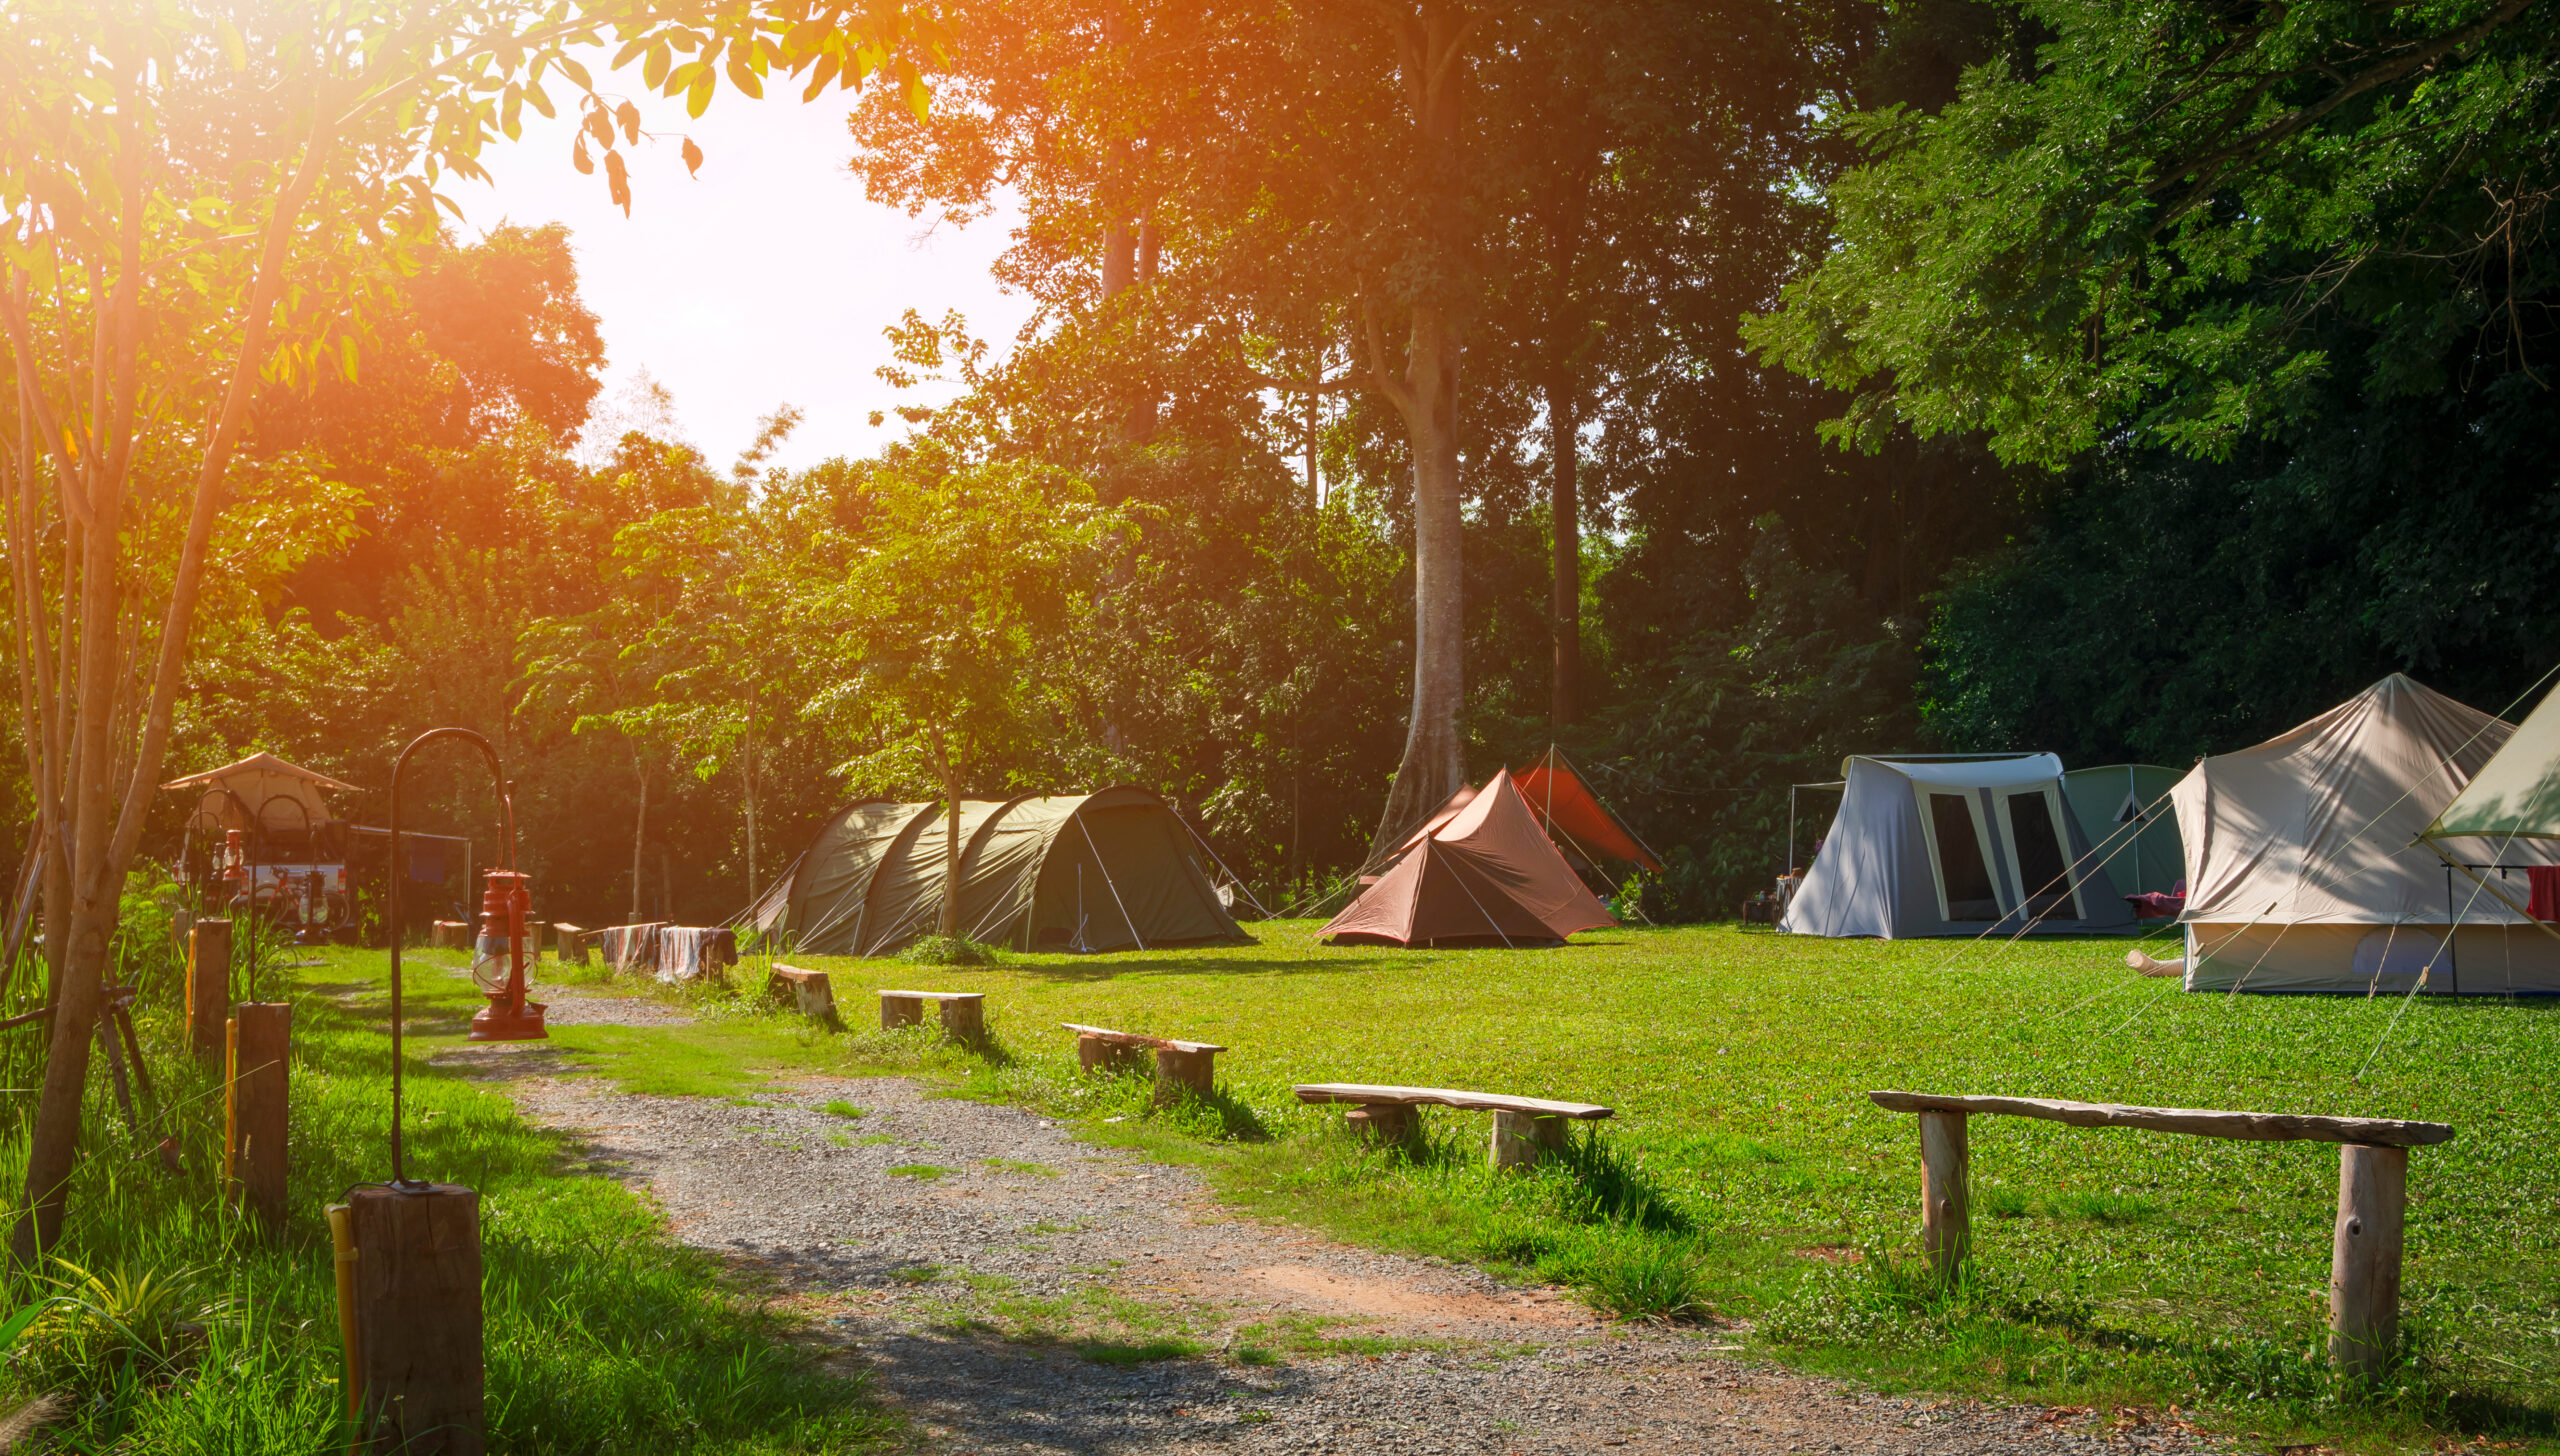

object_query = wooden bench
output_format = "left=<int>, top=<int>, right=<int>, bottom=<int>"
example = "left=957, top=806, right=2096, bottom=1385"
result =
left=553, top=923, right=590, bottom=965
left=767, top=963, right=838, bottom=1025
left=1061, top=1023, right=1227, bottom=1102
left=1868, top=1090, right=2457, bottom=1377
left=430, top=920, right=470, bottom=949
left=880, top=989, right=987, bottom=1046
left=1294, top=1083, right=1614, bottom=1170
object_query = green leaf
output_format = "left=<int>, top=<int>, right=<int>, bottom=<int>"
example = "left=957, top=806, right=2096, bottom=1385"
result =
left=644, top=40, right=672, bottom=91
left=686, top=75, right=715, bottom=119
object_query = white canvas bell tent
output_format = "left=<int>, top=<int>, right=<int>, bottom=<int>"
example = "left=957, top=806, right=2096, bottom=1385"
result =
left=2062, top=764, right=2186, bottom=898
left=2173, top=673, right=2560, bottom=995
left=1781, top=754, right=2135, bottom=938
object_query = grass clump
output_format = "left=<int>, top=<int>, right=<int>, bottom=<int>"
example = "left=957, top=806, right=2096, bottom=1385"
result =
left=897, top=936, right=1003, bottom=967
left=980, top=1157, right=1058, bottom=1178
left=822, top=1099, right=867, bottom=1120
left=886, top=1164, right=953, bottom=1181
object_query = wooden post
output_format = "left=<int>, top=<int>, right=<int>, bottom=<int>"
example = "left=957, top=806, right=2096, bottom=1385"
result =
left=1346, top=1103, right=1419, bottom=1153
left=1919, top=1109, right=1971, bottom=1280
left=2329, top=1143, right=2406, bottom=1377
left=1490, top=1110, right=1569, bottom=1170
left=1153, top=1046, right=1214, bottom=1103
left=345, top=1183, right=485, bottom=1455
left=1078, top=1034, right=1148, bottom=1076
left=226, top=1002, right=291, bottom=1230
left=187, top=919, right=231, bottom=1061
left=939, top=995, right=986, bottom=1048
left=880, top=991, right=922, bottom=1030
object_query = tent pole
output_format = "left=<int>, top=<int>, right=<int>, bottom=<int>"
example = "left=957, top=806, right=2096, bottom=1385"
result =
left=1788, top=787, right=1796, bottom=874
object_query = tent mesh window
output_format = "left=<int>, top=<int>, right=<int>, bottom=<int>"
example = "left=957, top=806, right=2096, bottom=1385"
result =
left=1927, top=793, right=2001, bottom=920
left=2005, top=791, right=2081, bottom=920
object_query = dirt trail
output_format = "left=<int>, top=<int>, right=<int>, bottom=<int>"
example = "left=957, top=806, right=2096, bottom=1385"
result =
left=456, top=983, right=2234, bottom=1456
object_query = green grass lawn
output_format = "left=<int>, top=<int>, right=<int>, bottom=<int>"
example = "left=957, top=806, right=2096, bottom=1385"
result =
left=532, top=919, right=2556, bottom=1452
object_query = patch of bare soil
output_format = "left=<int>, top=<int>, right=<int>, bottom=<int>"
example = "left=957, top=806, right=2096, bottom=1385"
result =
left=452, top=987, right=2235, bottom=1456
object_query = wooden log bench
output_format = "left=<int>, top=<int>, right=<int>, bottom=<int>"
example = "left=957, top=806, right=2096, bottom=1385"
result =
left=430, top=920, right=470, bottom=950
left=1061, top=1023, right=1226, bottom=1103
left=552, top=923, right=590, bottom=965
left=1868, top=1090, right=2456, bottom=1378
left=880, top=989, right=986, bottom=1046
left=1294, top=1083, right=1614, bottom=1170
left=766, top=963, right=839, bottom=1025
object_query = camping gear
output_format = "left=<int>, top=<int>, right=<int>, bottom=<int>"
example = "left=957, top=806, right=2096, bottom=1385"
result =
left=2172, top=673, right=2560, bottom=994
left=1321, top=771, right=1616, bottom=947
left=1515, top=747, right=1662, bottom=873
left=1781, top=754, right=2134, bottom=938
left=770, top=787, right=1245, bottom=956
left=2062, top=764, right=2186, bottom=898
left=163, top=750, right=357, bottom=831
left=596, top=923, right=664, bottom=973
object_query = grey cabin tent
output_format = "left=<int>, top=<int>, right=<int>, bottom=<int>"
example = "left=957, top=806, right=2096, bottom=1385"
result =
left=1781, top=754, right=2135, bottom=938
left=760, top=787, right=1248, bottom=956
left=2061, top=764, right=2186, bottom=898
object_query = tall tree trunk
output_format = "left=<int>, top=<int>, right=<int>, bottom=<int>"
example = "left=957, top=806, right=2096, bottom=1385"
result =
left=1360, top=2, right=1475, bottom=860
left=1548, top=379, right=1582, bottom=729
left=935, top=730, right=961, bottom=939
left=1366, top=303, right=1467, bottom=858
left=628, top=753, right=650, bottom=923
left=742, top=712, right=759, bottom=903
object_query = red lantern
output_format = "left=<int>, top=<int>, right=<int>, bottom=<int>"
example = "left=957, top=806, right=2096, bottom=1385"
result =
left=467, top=868, right=546, bottom=1042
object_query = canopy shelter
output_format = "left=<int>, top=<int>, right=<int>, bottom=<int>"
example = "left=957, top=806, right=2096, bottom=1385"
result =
left=1781, top=754, right=2134, bottom=938
left=163, top=751, right=359, bottom=833
left=769, top=786, right=1246, bottom=956
left=2172, top=673, right=2560, bottom=995
left=1322, top=771, right=1616, bottom=947
left=1514, top=747, right=1662, bottom=874
left=2062, top=764, right=2187, bottom=899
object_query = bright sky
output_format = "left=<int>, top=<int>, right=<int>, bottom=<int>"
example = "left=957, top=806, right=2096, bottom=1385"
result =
left=460, top=72, right=1031, bottom=474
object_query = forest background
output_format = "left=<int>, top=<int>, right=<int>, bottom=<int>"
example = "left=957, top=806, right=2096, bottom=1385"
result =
left=14, top=0, right=2558, bottom=931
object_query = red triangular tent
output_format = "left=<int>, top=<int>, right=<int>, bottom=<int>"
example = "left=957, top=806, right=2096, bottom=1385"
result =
left=1322, top=772, right=1617, bottom=947
left=1515, top=747, right=1662, bottom=873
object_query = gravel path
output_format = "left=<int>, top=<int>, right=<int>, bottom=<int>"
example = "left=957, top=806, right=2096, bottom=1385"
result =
left=457, top=981, right=2236, bottom=1456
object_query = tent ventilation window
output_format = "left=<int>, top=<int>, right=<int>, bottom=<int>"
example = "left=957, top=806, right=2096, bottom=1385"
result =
left=1927, top=793, right=2000, bottom=920
left=2005, top=791, right=2081, bottom=920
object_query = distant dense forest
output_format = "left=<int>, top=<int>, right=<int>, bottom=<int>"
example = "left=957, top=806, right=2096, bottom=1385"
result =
left=22, top=0, right=2557, bottom=929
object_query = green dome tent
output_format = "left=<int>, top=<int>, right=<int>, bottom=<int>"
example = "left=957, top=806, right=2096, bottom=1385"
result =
left=763, top=787, right=1247, bottom=956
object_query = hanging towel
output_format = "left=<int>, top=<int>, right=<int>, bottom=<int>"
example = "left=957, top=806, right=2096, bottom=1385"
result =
left=2528, top=866, right=2560, bottom=921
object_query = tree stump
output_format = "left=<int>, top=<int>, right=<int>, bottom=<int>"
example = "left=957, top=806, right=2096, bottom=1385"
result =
left=939, top=995, right=987, bottom=1048
left=1919, top=1109, right=1971, bottom=1281
left=1078, top=1034, right=1148, bottom=1076
left=1490, top=1110, right=1570, bottom=1170
left=1346, top=1104, right=1419, bottom=1153
left=767, top=965, right=838, bottom=1026
left=345, top=1183, right=484, bottom=1454
left=1153, top=1046, right=1214, bottom=1104
left=226, top=1002, right=291, bottom=1231
left=187, top=920, right=231, bottom=1061
left=880, top=991, right=924, bottom=1030
left=2329, top=1143, right=2406, bottom=1376
left=553, top=924, right=590, bottom=965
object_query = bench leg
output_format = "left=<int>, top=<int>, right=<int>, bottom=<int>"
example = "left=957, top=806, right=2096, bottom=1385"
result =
left=881, top=996, right=922, bottom=1031
left=1920, top=1109, right=1971, bottom=1281
left=1153, top=1047, right=1214, bottom=1104
left=1345, top=1104, right=1418, bottom=1154
left=939, top=998, right=986, bottom=1048
left=2329, top=1143, right=2405, bottom=1377
left=1491, top=1111, right=1569, bottom=1171
left=1078, top=1035, right=1148, bottom=1076
left=795, top=981, right=838, bottom=1027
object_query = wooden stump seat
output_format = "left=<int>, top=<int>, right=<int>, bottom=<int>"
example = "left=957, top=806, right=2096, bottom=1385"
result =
left=880, top=989, right=987, bottom=1046
left=553, top=923, right=590, bottom=965
left=430, top=920, right=470, bottom=950
left=767, top=963, right=839, bottom=1025
left=1293, top=1083, right=1614, bottom=1170
left=1061, top=1023, right=1227, bottom=1103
